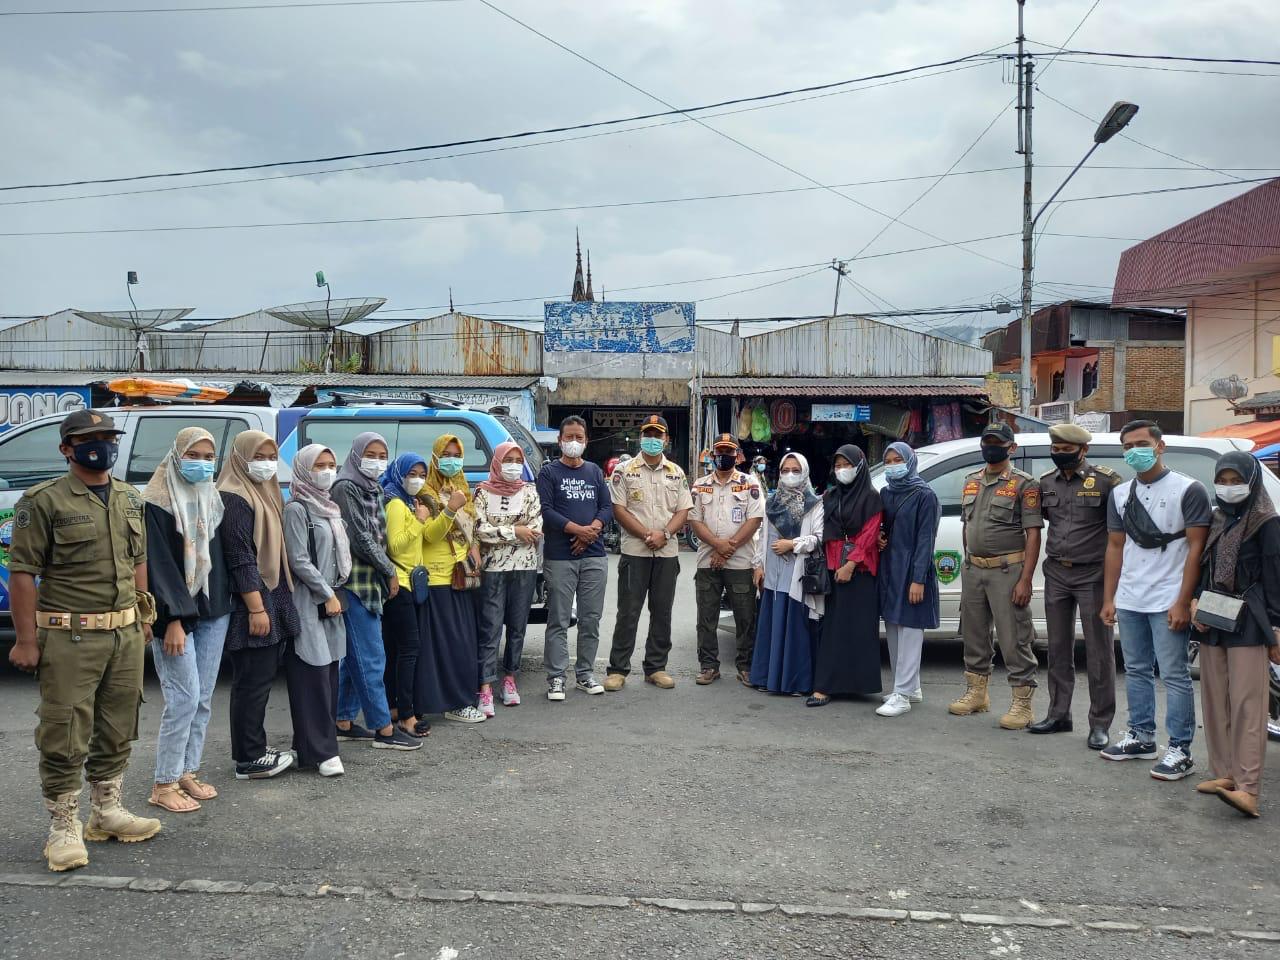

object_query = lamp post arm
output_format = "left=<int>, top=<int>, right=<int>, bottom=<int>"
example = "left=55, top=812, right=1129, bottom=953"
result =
left=1031, top=141, right=1101, bottom=228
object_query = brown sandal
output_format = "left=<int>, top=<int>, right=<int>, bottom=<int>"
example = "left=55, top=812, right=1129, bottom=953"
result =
left=149, top=783, right=201, bottom=813
left=178, top=773, right=218, bottom=801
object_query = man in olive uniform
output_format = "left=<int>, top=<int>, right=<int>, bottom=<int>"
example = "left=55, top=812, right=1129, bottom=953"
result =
left=7, top=409, right=161, bottom=872
left=1028, top=423, right=1121, bottom=750
left=688, top=433, right=765, bottom=686
left=949, top=422, right=1043, bottom=729
left=604, top=415, right=694, bottom=691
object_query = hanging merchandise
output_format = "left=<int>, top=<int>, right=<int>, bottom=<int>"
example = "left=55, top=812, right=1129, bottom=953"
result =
left=751, top=402, right=772, bottom=442
left=737, top=400, right=754, bottom=440
left=930, top=401, right=958, bottom=443
left=769, top=399, right=797, bottom=435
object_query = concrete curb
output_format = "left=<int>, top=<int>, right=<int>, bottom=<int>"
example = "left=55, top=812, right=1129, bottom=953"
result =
left=3, top=871, right=1277, bottom=941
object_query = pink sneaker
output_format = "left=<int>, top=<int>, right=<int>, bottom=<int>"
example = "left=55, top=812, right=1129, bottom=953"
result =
left=478, top=689, right=496, bottom=718
left=501, top=676, right=521, bottom=707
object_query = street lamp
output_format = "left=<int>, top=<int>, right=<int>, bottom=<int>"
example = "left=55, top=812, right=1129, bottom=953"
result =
left=1019, top=101, right=1139, bottom=413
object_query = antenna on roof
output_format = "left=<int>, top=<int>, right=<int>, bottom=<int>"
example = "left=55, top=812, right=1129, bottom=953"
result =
left=266, top=275, right=384, bottom=374
left=75, top=272, right=193, bottom=373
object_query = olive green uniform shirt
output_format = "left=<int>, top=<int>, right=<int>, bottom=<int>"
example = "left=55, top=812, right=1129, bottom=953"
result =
left=961, top=465, right=1043, bottom=559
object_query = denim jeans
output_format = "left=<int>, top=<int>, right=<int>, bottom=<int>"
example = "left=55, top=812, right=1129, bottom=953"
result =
left=1116, top=608, right=1196, bottom=746
left=544, top=556, right=608, bottom=682
left=151, top=614, right=230, bottom=784
left=477, top=569, right=537, bottom=685
left=337, top=590, right=392, bottom=731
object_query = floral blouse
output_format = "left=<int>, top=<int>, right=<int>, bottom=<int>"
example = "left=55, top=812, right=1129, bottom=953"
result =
left=475, top=486, right=543, bottom=572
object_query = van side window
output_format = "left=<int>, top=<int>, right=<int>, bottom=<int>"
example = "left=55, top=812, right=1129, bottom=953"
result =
left=0, top=421, right=68, bottom=490
left=126, top=416, right=248, bottom=483
left=1024, top=448, right=1220, bottom=492
left=921, top=456, right=985, bottom=516
left=396, top=422, right=487, bottom=467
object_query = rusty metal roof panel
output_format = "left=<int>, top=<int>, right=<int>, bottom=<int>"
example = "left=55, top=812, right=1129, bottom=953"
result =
left=365, top=313, right=542, bottom=375
left=699, top=376, right=989, bottom=397
left=0, top=310, right=139, bottom=371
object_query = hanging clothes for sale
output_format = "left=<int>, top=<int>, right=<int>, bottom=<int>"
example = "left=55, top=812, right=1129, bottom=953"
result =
left=738, top=401, right=754, bottom=440
left=751, top=403, right=772, bottom=442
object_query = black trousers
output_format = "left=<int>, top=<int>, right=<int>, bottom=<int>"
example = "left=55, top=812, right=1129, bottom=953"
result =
left=382, top=588, right=426, bottom=719
left=284, top=642, right=339, bottom=768
left=229, top=642, right=281, bottom=764
left=695, top=567, right=758, bottom=672
left=608, top=554, right=680, bottom=676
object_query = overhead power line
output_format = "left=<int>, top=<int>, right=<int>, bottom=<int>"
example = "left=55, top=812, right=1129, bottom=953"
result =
left=0, top=51, right=1001, bottom=192
left=1041, top=49, right=1280, bottom=68
left=0, top=0, right=461, bottom=14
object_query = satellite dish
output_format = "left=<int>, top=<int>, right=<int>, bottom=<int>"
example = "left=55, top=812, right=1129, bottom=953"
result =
left=265, top=297, right=386, bottom=329
left=1209, top=374, right=1249, bottom=401
left=74, top=308, right=194, bottom=331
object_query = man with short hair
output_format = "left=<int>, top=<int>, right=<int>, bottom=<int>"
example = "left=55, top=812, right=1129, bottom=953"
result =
left=689, top=433, right=765, bottom=686
left=1101, top=419, right=1210, bottom=780
left=604, top=414, right=693, bottom=691
left=8, top=409, right=162, bottom=872
left=536, top=415, right=613, bottom=701
left=1030, top=423, right=1122, bottom=749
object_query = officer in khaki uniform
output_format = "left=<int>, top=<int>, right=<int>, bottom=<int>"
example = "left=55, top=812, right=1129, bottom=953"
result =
left=1028, top=423, right=1121, bottom=750
left=604, top=414, right=694, bottom=691
left=688, top=433, right=766, bottom=686
left=7, top=410, right=161, bottom=872
left=949, top=422, right=1043, bottom=729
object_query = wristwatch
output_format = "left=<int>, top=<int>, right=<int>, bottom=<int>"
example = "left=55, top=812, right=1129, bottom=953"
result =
left=661, top=528, right=671, bottom=542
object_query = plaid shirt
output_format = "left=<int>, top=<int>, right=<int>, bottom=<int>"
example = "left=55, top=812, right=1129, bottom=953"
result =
left=332, top=478, right=395, bottom=614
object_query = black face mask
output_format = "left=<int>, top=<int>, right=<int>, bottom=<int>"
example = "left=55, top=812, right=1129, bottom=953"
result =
left=714, top=453, right=737, bottom=472
left=980, top=444, right=1010, bottom=464
left=68, top=439, right=119, bottom=471
left=1051, top=450, right=1082, bottom=471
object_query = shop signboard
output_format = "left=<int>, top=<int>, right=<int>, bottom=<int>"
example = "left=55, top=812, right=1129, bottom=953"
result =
left=811, top=403, right=872, bottom=423
left=544, top=302, right=695, bottom=354
left=591, top=410, right=655, bottom=431
left=0, top=387, right=90, bottom=434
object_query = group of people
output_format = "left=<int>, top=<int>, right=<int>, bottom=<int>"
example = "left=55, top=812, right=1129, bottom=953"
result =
left=8, top=408, right=1279, bottom=873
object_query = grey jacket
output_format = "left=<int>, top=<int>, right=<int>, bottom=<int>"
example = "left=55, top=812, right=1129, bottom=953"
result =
left=283, top=501, right=348, bottom=667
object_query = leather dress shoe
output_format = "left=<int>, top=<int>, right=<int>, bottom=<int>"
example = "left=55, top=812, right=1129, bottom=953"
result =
left=1027, top=716, right=1073, bottom=735
left=1087, top=726, right=1110, bottom=750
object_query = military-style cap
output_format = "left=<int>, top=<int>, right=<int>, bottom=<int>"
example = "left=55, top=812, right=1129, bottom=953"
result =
left=980, top=421, right=1016, bottom=443
left=639, top=414, right=668, bottom=435
left=1048, top=422, right=1092, bottom=445
left=712, top=433, right=739, bottom=451
left=59, top=409, right=124, bottom=441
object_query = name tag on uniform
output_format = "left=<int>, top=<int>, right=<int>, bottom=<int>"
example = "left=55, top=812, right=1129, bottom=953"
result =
left=1077, top=490, right=1102, bottom=497
left=731, top=506, right=746, bottom=524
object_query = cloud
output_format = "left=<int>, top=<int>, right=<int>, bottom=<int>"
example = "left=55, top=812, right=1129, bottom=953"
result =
left=176, top=50, right=284, bottom=88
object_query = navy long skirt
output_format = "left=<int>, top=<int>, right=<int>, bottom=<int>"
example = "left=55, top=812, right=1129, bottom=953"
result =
left=812, top=571, right=882, bottom=697
left=749, top=589, right=818, bottom=695
left=417, top=585, right=480, bottom=714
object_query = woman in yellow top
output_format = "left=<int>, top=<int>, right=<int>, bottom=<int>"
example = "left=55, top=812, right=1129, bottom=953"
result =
left=380, top=453, right=432, bottom=738
left=419, top=435, right=486, bottom=724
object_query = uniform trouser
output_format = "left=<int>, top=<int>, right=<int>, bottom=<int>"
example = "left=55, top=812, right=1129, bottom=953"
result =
left=960, top=559, right=1038, bottom=686
left=36, top=623, right=145, bottom=799
left=1041, top=560, right=1115, bottom=727
left=608, top=554, right=680, bottom=676
left=694, top=567, right=758, bottom=672
left=544, top=557, right=608, bottom=682
left=1200, top=642, right=1270, bottom=796
left=229, top=641, right=281, bottom=764
left=477, top=569, right=537, bottom=685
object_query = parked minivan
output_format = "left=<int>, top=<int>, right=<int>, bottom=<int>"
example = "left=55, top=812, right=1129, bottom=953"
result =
left=0, top=395, right=546, bottom=636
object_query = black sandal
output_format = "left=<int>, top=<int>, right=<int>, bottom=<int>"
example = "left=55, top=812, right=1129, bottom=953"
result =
left=413, top=718, right=432, bottom=737
left=805, top=694, right=831, bottom=708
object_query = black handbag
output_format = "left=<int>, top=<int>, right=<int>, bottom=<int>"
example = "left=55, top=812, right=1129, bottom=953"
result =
left=801, top=549, right=831, bottom=596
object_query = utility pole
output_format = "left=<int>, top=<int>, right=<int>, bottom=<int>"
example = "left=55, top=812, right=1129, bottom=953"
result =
left=830, top=258, right=850, bottom=316
left=1016, top=0, right=1034, bottom=414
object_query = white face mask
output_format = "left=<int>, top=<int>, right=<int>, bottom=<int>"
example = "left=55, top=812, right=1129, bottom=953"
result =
left=561, top=440, right=586, bottom=459
left=359, top=457, right=387, bottom=479
left=834, top=466, right=858, bottom=485
left=247, top=460, right=278, bottom=484
left=1215, top=483, right=1251, bottom=504
left=403, top=476, right=426, bottom=497
left=779, top=472, right=804, bottom=488
left=500, top=462, right=524, bottom=482
left=312, top=468, right=336, bottom=491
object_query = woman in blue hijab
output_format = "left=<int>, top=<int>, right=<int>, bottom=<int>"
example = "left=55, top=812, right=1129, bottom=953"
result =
left=875, top=441, right=940, bottom=718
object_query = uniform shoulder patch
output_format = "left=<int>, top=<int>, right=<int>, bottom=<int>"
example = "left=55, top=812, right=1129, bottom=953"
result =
left=24, top=478, right=61, bottom=498
left=1023, top=487, right=1040, bottom=509
left=1094, top=465, right=1121, bottom=481
left=1039, top=468, right=1058, bottom=481
left=1009, top=467, right=1033, bottom=481
left=14, top=503, right=33, bottom=528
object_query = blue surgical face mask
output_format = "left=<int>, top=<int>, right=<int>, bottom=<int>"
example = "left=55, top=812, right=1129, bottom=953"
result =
left=179, top=459, right=216, bottom=484
left=437, top=456, right=464, bottom=477
left=885, top=464, right=909, bottom=481
left=639, top=437, right=665, bottom=457
left=1124, top=447, right=1158, bottom=472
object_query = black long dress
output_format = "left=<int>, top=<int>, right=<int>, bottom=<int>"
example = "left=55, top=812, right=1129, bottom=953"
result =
left=813, top=571, right=882, bottom=696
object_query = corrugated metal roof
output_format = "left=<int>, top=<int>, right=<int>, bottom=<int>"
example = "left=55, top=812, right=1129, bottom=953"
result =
left=699, top=377, right=988, bottom=397
left=1113, top=179, right=1280, bottom=306
left=0, top=370, right=538, bottom=390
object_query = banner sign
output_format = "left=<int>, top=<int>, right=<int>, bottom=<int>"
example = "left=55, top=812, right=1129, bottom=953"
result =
left=811, top=402, right=872, bottom=423
left=0, top=387, right=90, bottom=434
left=544, top=302, right=695, bottom=354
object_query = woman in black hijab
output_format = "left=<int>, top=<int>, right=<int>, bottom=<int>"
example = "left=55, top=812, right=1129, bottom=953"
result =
left=809, top=444, right=884, bottom=706
left=1191, top=450, right=1280, bottom=818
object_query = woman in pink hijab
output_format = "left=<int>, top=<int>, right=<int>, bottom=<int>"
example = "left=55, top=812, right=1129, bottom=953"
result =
left=473, top=441, right=543, bottom=715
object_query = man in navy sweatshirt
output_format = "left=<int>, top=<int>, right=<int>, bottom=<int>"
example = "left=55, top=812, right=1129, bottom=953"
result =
left=536, top=415, right=613, bottom=702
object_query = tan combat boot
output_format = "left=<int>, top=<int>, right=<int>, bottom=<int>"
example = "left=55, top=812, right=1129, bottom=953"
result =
left=948, top=672, right=991, bottom=716
left=999, top=685, right=1036, bottom=730
left=43, top=791, right=89, bottom=872
left=85, top=777, right=162, bottom=843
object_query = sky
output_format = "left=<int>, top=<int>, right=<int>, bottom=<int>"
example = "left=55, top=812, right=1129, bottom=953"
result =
left=1, top=0, right=1278, bottom=340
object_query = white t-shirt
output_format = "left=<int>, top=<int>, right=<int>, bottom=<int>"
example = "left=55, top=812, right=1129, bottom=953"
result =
left=1106, top=469, right=1211, bottom=613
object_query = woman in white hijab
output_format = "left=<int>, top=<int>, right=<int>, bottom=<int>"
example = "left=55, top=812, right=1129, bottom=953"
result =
left=142, top=427, right=232, bottom=812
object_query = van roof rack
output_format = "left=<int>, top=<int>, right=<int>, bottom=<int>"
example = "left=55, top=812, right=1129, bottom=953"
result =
left=309, top=391, right=465, bottom=410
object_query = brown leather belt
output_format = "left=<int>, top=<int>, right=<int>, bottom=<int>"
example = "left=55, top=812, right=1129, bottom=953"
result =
left=1048, top=557, right=1099, bottom=568
left=36, top=608, right=138, bottom=631
left=967, top=551, right=1025, bottom=569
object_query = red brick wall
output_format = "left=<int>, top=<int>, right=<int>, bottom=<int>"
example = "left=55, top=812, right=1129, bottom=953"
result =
left=1126, top=344, right=1185, bottom=411
left=1076, top=347, right=1114, bottom=413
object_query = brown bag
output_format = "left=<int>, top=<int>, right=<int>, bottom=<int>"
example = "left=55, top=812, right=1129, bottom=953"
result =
left=451, top=554, right=482, bottom=591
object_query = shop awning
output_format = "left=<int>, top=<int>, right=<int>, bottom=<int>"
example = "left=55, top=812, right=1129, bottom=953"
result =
left=1200, top=419, right=1280, bottom=449
left=698, top=376, right=988, bottom=398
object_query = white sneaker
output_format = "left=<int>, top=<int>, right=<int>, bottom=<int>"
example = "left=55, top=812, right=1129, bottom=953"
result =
left=876, top=693, right=911, bottom=718
left=318, top=757, right=345, bottom=778
left=884, top=688, right=923, bottom=703
left=445, top=706, right=486, bottom=724
left=575, top=675, right=605, bottom=695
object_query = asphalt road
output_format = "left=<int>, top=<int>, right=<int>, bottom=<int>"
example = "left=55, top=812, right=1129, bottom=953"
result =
left=1, top=552, right=1278, bottom=960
